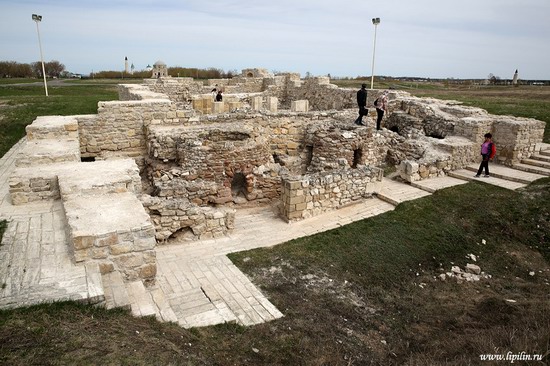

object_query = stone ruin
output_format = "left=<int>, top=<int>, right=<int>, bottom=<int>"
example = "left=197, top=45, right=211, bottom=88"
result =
left=8, top=68, right=546, bottom=284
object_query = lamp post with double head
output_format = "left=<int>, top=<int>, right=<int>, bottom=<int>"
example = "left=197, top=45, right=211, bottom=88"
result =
left=370, top=17, right=380, bottom=90
left=32, top=14, right=48, bottom=97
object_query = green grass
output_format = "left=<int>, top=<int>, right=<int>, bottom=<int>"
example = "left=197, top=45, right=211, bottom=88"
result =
left=0, top=84, right=118, bottom=158
left=0, top=78, right=42, bottom=85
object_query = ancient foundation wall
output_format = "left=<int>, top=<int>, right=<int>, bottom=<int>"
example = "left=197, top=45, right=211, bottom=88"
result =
left=141, top=195, right=235, bottom=241
left=77, top=99, right=174, bottom=166
left=143, top=78, right=204, bottom=103
left=281, top=167, right=383, bottom=221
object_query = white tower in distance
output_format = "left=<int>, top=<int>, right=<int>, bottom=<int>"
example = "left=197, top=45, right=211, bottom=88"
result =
left=512, top=69, right=519, bottom=85
left=125, top=56, right=129, bottom=74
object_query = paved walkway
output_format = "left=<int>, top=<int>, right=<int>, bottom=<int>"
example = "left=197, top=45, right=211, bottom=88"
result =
left=1, top=138, right=548, bottom=328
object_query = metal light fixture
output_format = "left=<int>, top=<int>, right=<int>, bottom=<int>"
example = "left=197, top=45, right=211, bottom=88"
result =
left=370, top=17, right=380, bottom=90
left=32, top=13, right=48, bottom=96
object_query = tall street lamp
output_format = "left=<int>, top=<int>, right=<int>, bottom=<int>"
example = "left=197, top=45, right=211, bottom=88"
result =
left=32, top=14, right=48, bottom=97
left=370, top=17, right=380, bottom=90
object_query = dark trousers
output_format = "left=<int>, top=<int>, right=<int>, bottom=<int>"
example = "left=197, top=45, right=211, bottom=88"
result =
left=376, top=108, right=384, bottom=130
left=477, top=154, right=490, bottom=175
left=355, top=106, right=368, bottom=124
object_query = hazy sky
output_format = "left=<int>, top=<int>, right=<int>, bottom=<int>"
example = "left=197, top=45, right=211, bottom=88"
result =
left=1, top=0, right=549, bottom=79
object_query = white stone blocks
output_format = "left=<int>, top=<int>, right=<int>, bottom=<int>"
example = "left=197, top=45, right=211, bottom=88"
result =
left=25, top=116, right=79, bottom=140
left=15, top=139, right=80, bottom=167
left=213, top=101, right=225, bottom=114
left=291, top=100, right=309, bottom=112
left=64, top=192, right=157, bottom=282
left=281, top=167, right=382, bottom=221
left=251, top=96, right=263, bottom=111
left=266, top=97, right=278, bottom=112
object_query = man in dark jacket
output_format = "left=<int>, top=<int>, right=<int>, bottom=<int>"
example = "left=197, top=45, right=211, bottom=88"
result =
left=354, top=84, right=368, bottom=125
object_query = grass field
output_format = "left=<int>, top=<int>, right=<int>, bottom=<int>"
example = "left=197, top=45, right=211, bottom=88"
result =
left=0, top=81, right=549, bottom=365
left=0, top=83, right=118, bottom=158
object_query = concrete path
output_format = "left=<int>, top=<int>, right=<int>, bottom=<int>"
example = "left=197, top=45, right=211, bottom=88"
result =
left=1, top=138, right=548, bottom=328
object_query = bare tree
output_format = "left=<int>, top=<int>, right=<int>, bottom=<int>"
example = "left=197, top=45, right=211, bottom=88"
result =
left=45, top=60, right=65, bottom=78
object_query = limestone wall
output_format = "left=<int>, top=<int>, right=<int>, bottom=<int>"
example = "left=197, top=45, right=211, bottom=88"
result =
left=118, top=84, right=169, bottom=101
left=141, top=195, right=235, bottom=241
left=281, top=167, right=383, bottom=221
left=143, top=78, right=204, bottom=103
left=77, top=99, right=173, bottom=166
left=393, top=96, right=545, bottom=166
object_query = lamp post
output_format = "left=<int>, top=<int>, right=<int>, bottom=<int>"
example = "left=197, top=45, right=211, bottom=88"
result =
left=32, top=14, right=48, bottom=97
left=370, top=17, right=380, bottom=90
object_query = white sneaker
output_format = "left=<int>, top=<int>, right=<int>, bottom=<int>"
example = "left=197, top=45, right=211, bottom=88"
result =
left=474, top=175, right=480, bottom=178
left=483, top=174, right=490, bottom=178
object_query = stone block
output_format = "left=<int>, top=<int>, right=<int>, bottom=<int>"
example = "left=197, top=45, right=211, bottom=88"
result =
left=213, top=101, right=224, bottom=114
left=266, top=97, right=278, bottom=112
left=251, top=96, right=263, bottom=111
left=291, top=100, right=309, bottom=112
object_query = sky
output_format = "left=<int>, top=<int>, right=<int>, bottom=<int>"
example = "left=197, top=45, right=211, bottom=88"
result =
left=1, top=0, right=549, bottom=80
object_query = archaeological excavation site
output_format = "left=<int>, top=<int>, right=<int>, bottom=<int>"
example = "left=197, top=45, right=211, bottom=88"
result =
left=2, top=66, right=548, bottom=327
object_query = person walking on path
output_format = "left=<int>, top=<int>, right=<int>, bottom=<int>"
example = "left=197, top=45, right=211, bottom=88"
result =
left=354, top=84, right=368, bottom=125
left=374, top=90, right=389, bottom=130
left=474, top=133, right=496, bottom=178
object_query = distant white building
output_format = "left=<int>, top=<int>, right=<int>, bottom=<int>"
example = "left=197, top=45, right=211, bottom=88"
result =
left=512, top=69, right=519, bottom=85
left=152, top=60, right=168, bottom=78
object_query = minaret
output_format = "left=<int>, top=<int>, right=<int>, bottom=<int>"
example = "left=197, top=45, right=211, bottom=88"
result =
left=125, top=57, right=129, bottom=74
left=512, top=69, right=518, bottom=85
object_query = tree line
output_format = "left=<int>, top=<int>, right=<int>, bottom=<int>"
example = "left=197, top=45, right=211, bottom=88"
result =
left=92, top=67, right=238, bottom=79
left=0, top=60, right=65, bottom=78
left=1, top=60, right=239, bottom=80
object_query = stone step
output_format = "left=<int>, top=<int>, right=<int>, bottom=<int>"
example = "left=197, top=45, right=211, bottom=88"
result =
left=15, top=139, right=80, bottom=168
left=410, top=176, right=468, bottom=193
left=464, top=164, right=546, bottom=183
left=168, top=287, right=232, bottom=328
left=149, top=287, right=179, bottom=323
left=127, top=280, right=157, bottom=317
left=528, top=154, right=550, bottom=163
left=25, top=115, right=79, bottom=140
left=540, top=150, right=550, bottom=157
left=376, top=178, right=431, bottom=206
left=521, top=158, right=550, bottom=169
left=511, top=163, right=550, bottom=177
left=102, top=271, right=131, bottom=310
left=84, top=262, right=105, bottom=304
left=449, top=169, right=526, bottom=190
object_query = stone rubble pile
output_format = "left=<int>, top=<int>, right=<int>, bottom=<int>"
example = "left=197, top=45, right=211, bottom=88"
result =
left=439, top=263, right=492, bottom=283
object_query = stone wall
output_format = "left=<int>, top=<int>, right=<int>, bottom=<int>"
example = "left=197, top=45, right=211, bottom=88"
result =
left=77, top=99, right=174, bottom=167
left=392, top=96, right=546, bottom=166
left=143, top=78, right=204, bottom=103
left=281, top=167, right=383, bottom=221
left=140, top=195, right=235, bottom=241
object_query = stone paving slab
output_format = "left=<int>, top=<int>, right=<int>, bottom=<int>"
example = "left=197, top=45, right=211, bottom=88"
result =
left=512, top=162, right=550, bottom=177
left=410, top=176, right=468, bottom=193
left=376, top=178, right=431, bottom=205
left=464, top=163, right=546, bottom=183
left=0, top=201, right=102, bottom=308
left=449, top=169, right=527, bottom=190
